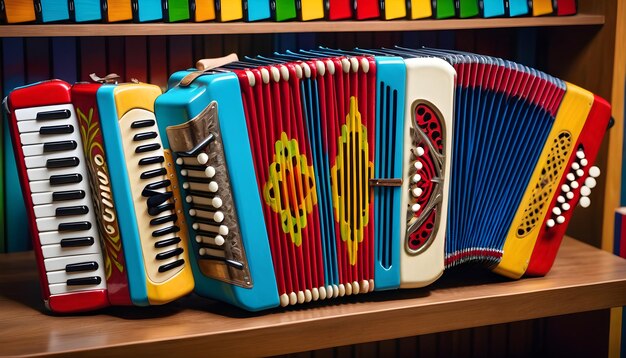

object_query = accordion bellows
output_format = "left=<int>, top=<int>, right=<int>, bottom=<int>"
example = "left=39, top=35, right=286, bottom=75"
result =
left=3, top=47, right=611, bottom=313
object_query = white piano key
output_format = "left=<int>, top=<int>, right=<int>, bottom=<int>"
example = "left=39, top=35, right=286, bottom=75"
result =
left=24, top=147, right=82, bottom=169
left=14, top=104, right=74, bottom=122
left=41, top=242, right=101, bottom=259
left=36, top=216, right=92, bottom=232
left=47, top=264, right=105, bottom=284
left=17, top=116, right=74, bottom=133
left=48, top=277, right=106, bottom=295
left=43, top=254, right=104, bottom=272
left=22, top=144, right=45, bottom=157
left=20, top=131, right=80, bottom=146
left=33, top=197, right=92, bottom=218
left=39, top=226, right=99, bottom=246
left=29, top=178, right=85, bottom=194
left=27, top=165, right=81, bottom=181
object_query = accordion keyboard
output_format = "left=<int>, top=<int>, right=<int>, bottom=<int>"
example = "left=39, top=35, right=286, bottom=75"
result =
left=15, top=104, right=106, bottom=295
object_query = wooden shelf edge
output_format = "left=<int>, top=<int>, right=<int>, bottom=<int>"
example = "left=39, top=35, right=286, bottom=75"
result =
left=0, top=14, right=605, bottom=37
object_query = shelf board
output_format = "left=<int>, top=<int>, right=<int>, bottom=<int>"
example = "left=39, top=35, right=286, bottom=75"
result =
left=0, top=14, right=605, bottom=37
left=0, top=237, right=625, bottom=357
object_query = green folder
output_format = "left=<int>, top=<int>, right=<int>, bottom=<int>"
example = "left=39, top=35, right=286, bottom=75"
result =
left=435, top=0, right=456, bottom=18
left=273, top=0, right=297, bottom=21
left=458, top=0, right=479, bottom=18
left=163, top=0, right=190, bottom=22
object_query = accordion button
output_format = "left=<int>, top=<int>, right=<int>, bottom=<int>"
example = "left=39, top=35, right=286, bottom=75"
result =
left=208, top=181, right=219, bottom=192
left=557, top=196, right=566, bottom=203
left=566, top=173, right=576, bottom=182
left=561, top=184, right=570, bottom=193
left=186, top=196, right=193, bottom=203
left=566, top=191, right=575, bottom=200
left=279, top=294, right=289, bottom=307
left=552, top=207, right=562, bottom=216
left=213, top=211, right=224, bottom=223
left=305, top=289, right=313, bottom=303
left=369, top=279, right=375, bottom=292
left=580, top=158, right=588, bottom=167
left=546, top=219, right=555, bottom=228
left=319, top=286, right=327, bottom=300
left=589, top=166, right=601, bottom=178
left=205, top=166, right=216, bottom=178
left=297, top=291, right=305, bottom=304
left=214, top=235, right=225, bottom=246
left=562, top=203, right=571, bottom=211
left=412, top=188, right=423, bottom=197
left=411, top=203, right=421, bottom=212
left=212, top=197, right=223, bottom=208
left=571, top=181, right=579, bottom=189
left=219, top=225, right=229, bottom=235
left=411, top=174, right=421, bottom=183
left=580, top=196, right=591, bottom=208
left=183, top=182, right=190, bottom=190
left=556, top=216, right=566, bottom=224
left=197, top=153, right=209, bottom=165
left=176, top=157, right=184, bottom=165
left=312, top=288, right=320, bottom=301
left=289, top=292, right=297, bottom=305
left=585, top=177, right=597, bottom=189
left=576, top=169, right=585, bottom=177
left=181, top=169, right=188, bottom=176
left=572, top=162, right=580, bottom=170
left=580, top=186, right=592, bottom=196
left=576, top=150, right=585, bottom=159
left=416, top=147, right=425, bottom=157
left=352, top=281, right=360, bottom=294
left=414, top=161, right=423, bottom=170
left=344, top=283, right=352, bottom=296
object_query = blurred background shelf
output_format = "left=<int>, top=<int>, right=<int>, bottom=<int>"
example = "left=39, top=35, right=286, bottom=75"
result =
left=0, top=14, right=605, bottom=37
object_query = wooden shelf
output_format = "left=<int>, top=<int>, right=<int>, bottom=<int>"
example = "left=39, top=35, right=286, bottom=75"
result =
left=0, top=14, right=605, bottom=37
left=0, top=237, right=625, bottom=357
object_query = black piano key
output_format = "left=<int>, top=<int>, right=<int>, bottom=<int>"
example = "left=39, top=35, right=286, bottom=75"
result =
left=49, top=173, right=82, bottom=185
left=191, top=204, right=219, bottom=212
left=156, top=247, right=184, bottom=260
left=158, top=259, right=185, bottom=273
left=152, top=225, right=180, bottom=237
left=36, top=109, right=71, bottom=120
left=135, top=143, right=161, bottom=153
left=188, top=190, right=217, bottom=199
left=58, top=221, right=92, bottom=232
left=195, top=229, right=221, bottom=237
left=146, top=192, right=173, bottom=207
left=138, top=156, right=164, bottom=166
left=145, top=180, right=171, bottom=191
left=56, top=205, right=89, bottom=216
left=140, top=168, right=167, bottom=179
left=150, top=214, right=177, bottom=226
left=39, top=124, right=74, bottom=135
left=133, top=132, right=158, bottom=141
left=131, top=119, right=155, bottom=128
left=43, top=140, right=77, bottom=153
left=65, top=261, right=99, bottom=272
left=193, top=217, right=221, bottom=226
left=60, top=237, right=94, bottom=247
left=185, top=176, right=212, bottom=184
left=67, top=276, right=102, bottom=286
left=142, top=188, right=160, bottom=197
left=148, top=202, right=174, bottom=216
left=46, top=157, right=79, bottom=168
left=52, top=190, right=85, bottom=201
left=179, top=163, right=207, bottom=171
left=154, top=237, right=181, bottom=248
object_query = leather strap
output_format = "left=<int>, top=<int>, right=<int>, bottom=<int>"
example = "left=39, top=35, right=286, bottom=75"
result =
left=179, top=53, right=239, bottom=87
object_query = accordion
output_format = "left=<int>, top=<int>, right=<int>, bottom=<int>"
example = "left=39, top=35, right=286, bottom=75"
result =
left=4, top=46, right=610, bottom=313
left=152, top=48, right=610, bottom=311
left=5, top=79, right=195, bottom=312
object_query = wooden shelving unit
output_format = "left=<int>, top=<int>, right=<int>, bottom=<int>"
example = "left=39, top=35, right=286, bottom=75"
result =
left=0, top=237, right=624, bottom=357
left=0, top=13, right=604, bottom=37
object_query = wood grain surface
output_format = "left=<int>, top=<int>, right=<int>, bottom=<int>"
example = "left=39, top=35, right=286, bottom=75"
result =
left=0, top=237, right=625, bottom=357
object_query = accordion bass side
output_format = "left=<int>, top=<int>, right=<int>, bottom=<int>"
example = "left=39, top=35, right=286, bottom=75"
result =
left=5, top=80, right=109, bottom=313
left=94, top=82, right=195, bottom=305
left=154, top=54, right=455, bottom=310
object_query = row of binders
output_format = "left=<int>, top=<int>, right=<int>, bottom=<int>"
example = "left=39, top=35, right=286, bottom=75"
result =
left=1, top=0, right=577, bottom=24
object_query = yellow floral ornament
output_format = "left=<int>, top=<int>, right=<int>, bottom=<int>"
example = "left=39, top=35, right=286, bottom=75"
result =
left=331, top=96, right=373, bottom=266
left=263, top=132, right=317, bottom=246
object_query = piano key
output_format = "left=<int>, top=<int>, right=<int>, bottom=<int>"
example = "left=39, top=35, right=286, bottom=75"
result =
left=152, top=225, right=180, bottom=237
left=156, top=247, right=184, bottom=260
left=14, top=104, right=73, bottom=122
left=43, top=254, right=103, bottom=272
left=17, top=116, right=74, bottom=133
left=138, top=156, right=165, bottom=166
left=41, top=242, right=101, bottom=258
left=48, top=268, right=100, bottom=284
left=20, top=130, right=81, bottom=146
left=133, top=132, right=158, bottom=141
left=46, top=157, right=80, bottom=169
left=31, top=191, right=78, bottom=205
left=140, top=168, right=167, bottom=179
left=145, top=180, right=171, bottom=192
left=67, top=276, right=102, bottom=286
left=49, top=173, right=82, bottom=185
left=29, top=178, right=85, bottom=193
left=148, top=202, right=175, bottom=216
left=65, top=261, right=98, bottom=272
left=48, top=280, right=106, bottom=295
left=27, top=164, right=86, bottom=181
left=39, top=225, right=99, bottom=245
left=130, top=119, right=156, bottom=128
left=39, top=124, right=74, bottom=135
left=43, top=140, right=78, bottom=153
left=135, top=143, right=161, bottom=153
left=33, top=197, right=93, bottom=218
left=24, top=146, right=82, bottom=168
left=36, top=216, right=91, bottom=232
left=60, top=237, right=94, bottom=247
left=56, top=206, right=89, bottom=217
left=154, top=237, right=182, bottom=248
left=158, top=259, right=185, bottom=273
left=146, top=191, right=173, bottom=207
left=150, top=214, right=177, bottom=226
